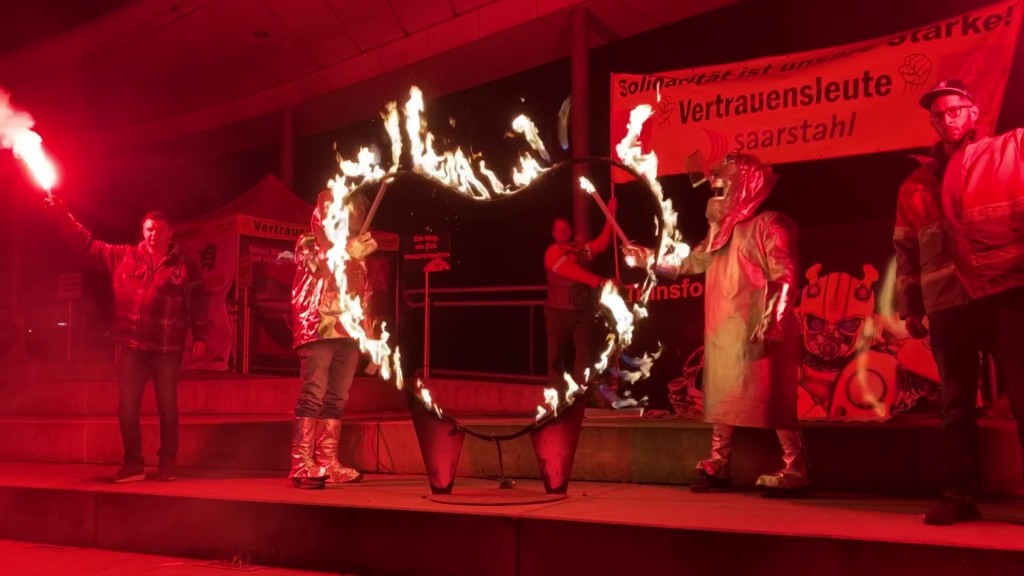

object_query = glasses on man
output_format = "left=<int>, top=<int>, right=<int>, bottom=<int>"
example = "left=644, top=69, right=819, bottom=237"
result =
left=930, top=105, right=973, bottom=122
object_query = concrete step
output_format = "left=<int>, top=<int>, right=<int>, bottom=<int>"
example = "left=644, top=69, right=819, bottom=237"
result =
left=1, top=412, right=1021, bottom=497
left=0, top=375, right=545, bottom=416
left=2, top=463, right=1023, bottom=576
left=0, top=539, right=334, bottom=576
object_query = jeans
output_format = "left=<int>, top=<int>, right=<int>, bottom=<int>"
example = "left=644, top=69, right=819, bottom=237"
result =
left=544, top=307, right=597, bottom=390
left=295, top=338, right=360, bottom=419
left=927, top=288, right=1024, bottom=496
left=118, top=347, right=182, bottom=466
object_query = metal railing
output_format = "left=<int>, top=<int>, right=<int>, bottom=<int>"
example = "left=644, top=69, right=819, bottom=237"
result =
left=403, top=284, right=547, bottom=383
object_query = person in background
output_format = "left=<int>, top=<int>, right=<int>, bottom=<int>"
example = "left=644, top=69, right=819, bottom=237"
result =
left=893, top=79, right=1024, bottom=525
left=289, top=189, right=377, bottom=489
left=44, top=198, right=208, bottom=483
left=543, top=196, right=618, bottom=396
left=635, top=151, right=809, bottom=497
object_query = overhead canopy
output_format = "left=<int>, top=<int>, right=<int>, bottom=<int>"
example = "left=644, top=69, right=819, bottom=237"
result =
left=0, top=0, right=736, bottom=158
left=189, top=173, right=313, bottom=227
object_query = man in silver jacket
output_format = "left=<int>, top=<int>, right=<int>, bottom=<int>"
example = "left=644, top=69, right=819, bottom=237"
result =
left=289, top=189, right=378, bottom=489
left=654, top=151, right=809, bottom=495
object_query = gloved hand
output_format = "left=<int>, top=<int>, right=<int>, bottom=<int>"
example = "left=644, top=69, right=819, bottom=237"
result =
left=751, top=315, right=785, bottom=344
left=620, top=243, right=652, bottom=268
left=904, top=315, right=929, bottom=339
left=41, top=194, right=75, bottom=232
left=345, top=232, right=378, bottom=259
left=42, top=193, right=67, bottom=213
left=751, top=281, right=791, bottom=345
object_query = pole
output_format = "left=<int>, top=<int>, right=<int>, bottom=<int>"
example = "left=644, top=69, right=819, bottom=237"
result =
left=423, top=268, right=431, bottom=381
left=242, top=286, right=251, bottom=374
left=570, top=7, right=591, bottom=243
left=280, top=108, right=295, bottom=190
left=585, top=187, right=629, bottom=245
left=359, top=177, right=392, bottom=236
left=611, top=184, right=621, bottom=280
left=66, top=298, right=73, bottom=363
left=529, top=304, right=536, bottom=375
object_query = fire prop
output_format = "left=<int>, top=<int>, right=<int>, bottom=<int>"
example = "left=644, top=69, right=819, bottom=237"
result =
left=0, top=90, right=58, bottom=197
left=319, top=87, right=686, bottom=494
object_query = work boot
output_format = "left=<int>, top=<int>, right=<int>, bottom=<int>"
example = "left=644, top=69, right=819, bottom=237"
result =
left=756, top=429, right=812, bottom=497
left=924, top=492, right=982, bottom=525
left=289, top=417, right=327, bottom=489
left=113, top=463, right=145, bottom=484
left=157, top=457, right=177, bottom=482
left=691, top=424, right=734, bottom=493
left=315, top=418, right=363, bottom=484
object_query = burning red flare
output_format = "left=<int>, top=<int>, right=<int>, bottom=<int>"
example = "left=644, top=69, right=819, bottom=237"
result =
left=0, top=90, right=57, bottom=194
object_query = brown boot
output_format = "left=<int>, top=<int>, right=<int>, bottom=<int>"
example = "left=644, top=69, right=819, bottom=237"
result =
left=315, top=418, right=363, bottom=484
left=289, top=417, right=326, bottom=489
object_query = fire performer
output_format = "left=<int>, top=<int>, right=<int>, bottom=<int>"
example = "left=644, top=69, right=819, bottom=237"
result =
left=894, top=79, right=1024, bottom=525
left=543, top=196, right=618, bottom=394
left=43, top=198, right=208, bottom=483
left=289, top=190, right=378, bottom=489
left=634, top=151, right=808, bottom=496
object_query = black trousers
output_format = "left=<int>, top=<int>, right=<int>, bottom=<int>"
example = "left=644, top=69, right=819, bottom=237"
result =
left=544, top=307, right=597, bottom=391
left=928, top=288, right=1024, bottom=496
left=118, top=347, right=182, bottom=466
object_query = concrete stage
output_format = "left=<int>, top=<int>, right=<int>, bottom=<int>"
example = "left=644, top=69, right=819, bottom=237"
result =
left=0, top=463, right=1023, bottom=576
left=1, top=367, right=1023, bottom=574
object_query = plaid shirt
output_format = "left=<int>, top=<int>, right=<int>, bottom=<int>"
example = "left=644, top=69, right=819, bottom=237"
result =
left=67, top=220, right=209, bottom=353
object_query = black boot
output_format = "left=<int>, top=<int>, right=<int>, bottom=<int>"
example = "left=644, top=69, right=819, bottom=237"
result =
left=924, top=493, right=981, bottom=525
left=690, top=469, right=733, bottom=493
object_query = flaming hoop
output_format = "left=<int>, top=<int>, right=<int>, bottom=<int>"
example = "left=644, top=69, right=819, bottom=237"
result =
left=318, top=87, right=684, bottom=492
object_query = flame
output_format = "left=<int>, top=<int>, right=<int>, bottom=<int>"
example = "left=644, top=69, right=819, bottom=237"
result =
left=393, top=347, right=405, bottom=390
left=414, top=379, right=442, bottom=417
left=592, top=336, right=616, bottom=376
left=876, top=257, right=900, bottom=330
left=578, top=176, right=596, bottom=195
left=400, top=88, right=551, bottom=197
left=512, top=154, right=544, bottom=188
left=339, top=147, right=385, bottom=181
left=563, top=372, right=581, bottom=399
left=850, top=257, right=897, bottom=419
left=615, top=348, right=662, bottom=384
left=543, top=387, right=559, bottom=414
left=0, top=90, right=57, bottom=193
left=599, top=281, right=637, bottom=347
left=382, top=101, right=402, bottom=170
left=320, top=144, right=406, bottom=402
left=478, top=160, right=508, bottom=195
left=328, top=145, right=386, bottom=198
left=614, top=104, right=690, bottom=269
left=319, top=87, right=675, bottom=424
left=405, top=87, right=427, bottom=167
left=512, top=114, right=550, bottom=162
left=853, top=317, right=887, bottom=418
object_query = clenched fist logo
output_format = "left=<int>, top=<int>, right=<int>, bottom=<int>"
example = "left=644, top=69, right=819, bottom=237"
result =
left=898, top=54, right=933, bottom=92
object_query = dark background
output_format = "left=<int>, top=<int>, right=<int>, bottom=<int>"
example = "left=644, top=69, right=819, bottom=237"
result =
left=2, top=0, right=1019, bottom=403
